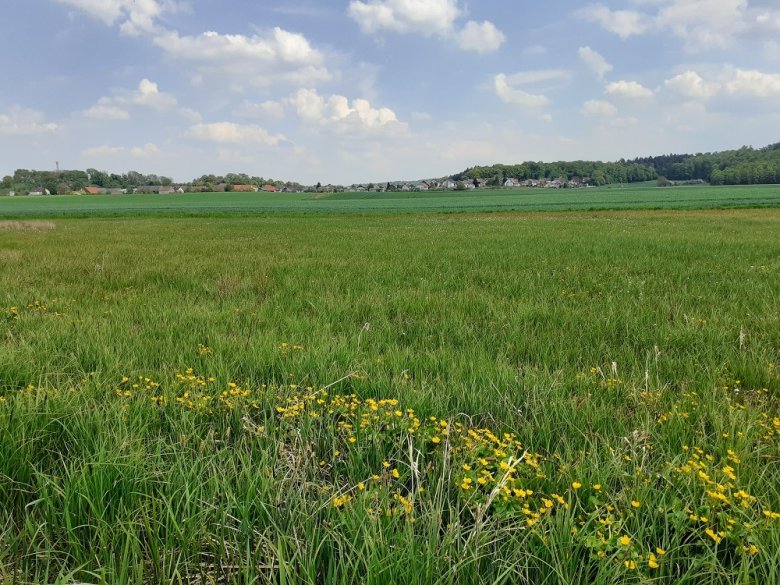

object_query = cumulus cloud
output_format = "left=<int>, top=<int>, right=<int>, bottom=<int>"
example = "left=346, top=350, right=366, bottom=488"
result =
left=130, top=143, right=162, bottom=158
left=582, top=99, right=618, bottom=116
left=83, top=142, right=161, bottom=158
left=348, top=0, right=461, bottom=35
left=579, top=1, right=780, bottom=51
left=55, top=0, right=186, bottom=35
left=348, top=0, right=504, bottom=53
left=660, top=67, right=780, bottom=101
left=235, top=100, right=287, bottom=120
left=577, top=4, right=647, bottom=39
left=605, top=80, right=654, bottom=99
left=494, top=74, right=550, bottom=108
left=725, top=68, right=780, bottom=98
left=154, top=27, right=331, bottom=88
left=57, top=1, right=331, bottom=89
left=578, top=46, right=613, bottom=79
left=0, top=106, right=59, bottom=136
left=456, top=21, right=505, bottom=54
left=664, top=71, right=719, bottom=99
left=78, top=79, right=191, bottom=121
left=287, top=88, right=407, bottom=135
left=189, top=122, right=288, bottom=146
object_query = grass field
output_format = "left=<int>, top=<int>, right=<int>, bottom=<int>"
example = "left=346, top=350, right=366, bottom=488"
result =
left=1, top=208, right=779, bottom=584
left=1, top=184, right=780, bottom=216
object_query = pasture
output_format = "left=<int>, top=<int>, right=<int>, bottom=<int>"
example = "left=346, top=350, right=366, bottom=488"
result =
left=1, top=184, right=780, bottom=216
left=1, top=208, right=779, bottom=584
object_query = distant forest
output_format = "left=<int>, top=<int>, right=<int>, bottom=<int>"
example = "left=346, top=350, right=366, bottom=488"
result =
left=455, top=142, right=780, bottom=186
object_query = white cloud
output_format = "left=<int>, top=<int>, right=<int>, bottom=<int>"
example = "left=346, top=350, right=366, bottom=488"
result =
left=664, top=71, right=719, bottom=99
left=80, top=105, right=130, bottom=120
left=235, top=100, right=287, bottom=120
left=55, top=0, right=185, bottom=35
left=78, top=79, right=190, bottom=120
left=0, top=106, right=58, bottom=136
left=494, top=74, right=550, bottom=108
left=130, top=143, right=161, bottom=158
left=348, top=0, right=461, bottom=35
left=57, top=1, right=332, bottom=89
left=287, top=88, right=407, bottom=135
left=503, top=70, right=571, bottom=85
left=725, top=68, right=780, bottom=98
left=580, top=1, right=780, bottom=51
left=83, top=142, right=162, bottom=159
left=578, top=4, right=647, bottom=38
left=188, top=122, right=288, bottom=146
left=654, top=0, right=748, bottom=50
left=605, top=80, right=654, bottom=99
left=578, top=46, right=613, bottom=79
left=456, top=20, right=505, bottom=53
left=582, top=99, right=618, bottom=116
left=154, top=27, right=331, bottom=88
left=348, top=0, right=504, bottom=53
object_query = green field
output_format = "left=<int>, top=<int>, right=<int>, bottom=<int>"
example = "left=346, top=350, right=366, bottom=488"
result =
left=1, top=183, right=780, bottom=216
left=1, top=208, right=779, bottom=584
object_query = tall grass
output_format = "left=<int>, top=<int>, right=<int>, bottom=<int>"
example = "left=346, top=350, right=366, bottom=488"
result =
left=0, top=209, right=778, bottom=584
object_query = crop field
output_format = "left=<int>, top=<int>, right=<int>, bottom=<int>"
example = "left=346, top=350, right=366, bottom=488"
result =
left=1, top=184, right=780, bottom=217
left=1, top=209, right=779, bottom=584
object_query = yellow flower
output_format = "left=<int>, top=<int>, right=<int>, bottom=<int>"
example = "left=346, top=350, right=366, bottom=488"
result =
left=462, top=464, right=472, bottom=471
left=655, top=547, right=667, bottom=556
left=705, top=528, right=723, bottom=544
left=431, top=436, right=441, bottom=444
left=357, top=482, right=365, bottom=491
left=593, top=484, right=602, bottom=491
left=572, top=482, right=582, bottom=490
left=619, top=535, right=631, bottom=546
left=631, top=500, right=641, bottom=508
left=624, top=560, right=637, bottom=570
left=348, top=436, right=357, bottom=444
left=391, top=468, right=400, bottom=479
left=648, top=554, right=659, bottom=569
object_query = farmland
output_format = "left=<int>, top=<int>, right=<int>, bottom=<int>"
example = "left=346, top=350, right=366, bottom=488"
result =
left=1, top=206, right=779, bottom=584
left=1, top=183, right=780, bottom=217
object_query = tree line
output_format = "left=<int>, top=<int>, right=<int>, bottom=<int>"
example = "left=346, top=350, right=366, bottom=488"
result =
left=454, top=142, right=780, bottom=186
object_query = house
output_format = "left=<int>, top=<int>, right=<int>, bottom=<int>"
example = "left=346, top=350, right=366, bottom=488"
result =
left=416, top=182, right=430, bottom=191
left=260, top=184, right=277, bottom=193
left=84, top=186, right=104, bottom=195
left=545, top=179, right=563, bottom=189
left=504, top=178, right=520, bottom=188
left=29, top=187, right=44, bottom=196
left=159, top=186, right=175, bottom=195
left=176, top=187, right=185, bottom=193
left=441, top=179, right=457, bottom=190
left=232, top=184, right=257, bottom=192
left=107, top=188, right=125, bottom=195
left=401, top=184, right=412, bottom=192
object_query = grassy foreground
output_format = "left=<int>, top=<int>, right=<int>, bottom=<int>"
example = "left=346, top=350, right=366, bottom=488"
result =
left=1, top=210, right=779, bottom=584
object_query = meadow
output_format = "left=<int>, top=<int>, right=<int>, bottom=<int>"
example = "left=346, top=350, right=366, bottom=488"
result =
left=0, top=207, right=779, bottom=584
left=1, top=183, right=780, bottom=217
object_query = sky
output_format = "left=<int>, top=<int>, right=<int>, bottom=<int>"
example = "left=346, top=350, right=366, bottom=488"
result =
left=1, top=0, right=779, bottom=184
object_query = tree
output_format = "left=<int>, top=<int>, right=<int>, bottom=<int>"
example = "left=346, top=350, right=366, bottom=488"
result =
left=656, top=176, right=672, bottom=187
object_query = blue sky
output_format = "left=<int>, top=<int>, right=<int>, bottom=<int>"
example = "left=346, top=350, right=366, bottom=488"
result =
left=1, top=0, right=779, bottom=183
